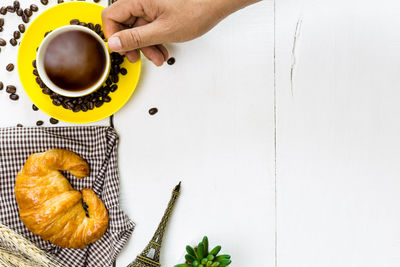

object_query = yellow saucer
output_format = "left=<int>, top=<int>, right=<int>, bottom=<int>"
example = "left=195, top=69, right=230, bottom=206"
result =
left=18, top=2, right=141, bottom=124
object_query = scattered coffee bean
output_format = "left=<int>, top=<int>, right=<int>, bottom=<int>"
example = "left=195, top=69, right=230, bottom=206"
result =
left=9, top=93, right=19, bottom=101
left=42, top=87, right=51, bottom=95
left=30, top=4, right=39, bottom=12
left=94, top=0, right=101, bottom=3
left=16, top=8, right=23, bottom=16
left=32, top=104, right=39, bottom=111
left=103, top=96, right=111, bottom=102
left=24, top=8, right=32, bottom=17
left=6, top=85, right=16, bottom=94
left=0, top=18, right=4, bottom=27
left=167, top=57, right=175, bottom=65
left=17, top=124, right=23, bottom=127
left=6, top=64, right=14, bottom=72
left=22, top=14, right=29, bottom=23
left=58, top=0, right=64, bottom=3
left=120, top=68, right=127, bottom=75
left=36, top=120, right=44, bottom=126
left=10, top=38, right=17, bottom=46
left=0, top=38, right=6, bottom=46
left=49, top=118, right=59, bottom=124
left=0, top=7, right=7, bottom=15
left=13, top=1, right=20, bottom=9
left=0, top=82, right=3, bottom=90
left=87, top=23, right=94, bottom=30
left=18, top=24, right=25, bottom=33
left=111, top=75, right=119, bottom=83
left=32, top=60, right=36, bottom=68
left=95, top=101, right=104, bottom=108
left=7, top=6, right=15, bottom=13
left=14, top=31, right=21, bottom=39
left=33, top=69, right=38, bottom=76
left=149, top=108, right=158, bottom=115
left=40, top=0, right=48, bottom=6
left=94, top=24, right=101, bottom=33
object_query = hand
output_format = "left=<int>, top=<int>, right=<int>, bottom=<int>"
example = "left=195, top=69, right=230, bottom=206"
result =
left=102, top=0, right=259, bottom=66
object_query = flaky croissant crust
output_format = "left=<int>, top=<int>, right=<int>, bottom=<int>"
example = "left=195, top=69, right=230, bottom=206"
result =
left=15, top=149, right=109, bottom=249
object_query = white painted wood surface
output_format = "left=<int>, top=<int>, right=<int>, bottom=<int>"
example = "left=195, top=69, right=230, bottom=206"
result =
left=2, top=0, right=400, bottom=266
left=276, top=0, right=400, bottom=266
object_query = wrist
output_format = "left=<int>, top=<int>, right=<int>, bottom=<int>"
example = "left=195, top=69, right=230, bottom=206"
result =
left=212, top=0, right=261, bottom=20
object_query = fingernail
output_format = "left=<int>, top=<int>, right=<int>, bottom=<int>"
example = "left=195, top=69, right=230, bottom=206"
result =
left=108, top=36, right=122, bottom=51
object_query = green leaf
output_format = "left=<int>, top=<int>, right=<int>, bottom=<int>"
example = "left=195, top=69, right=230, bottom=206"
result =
left=209, top=246, right=221, bottom=256
left=197, top=242, right=205, bottom=260
left=193, top=260, right=199, bottom=266
left=185, top=254, right=196, bottom=263
left=186, top=245, right=197, bottom=258
left=201, top=258, right=208, bottom=264
left=215, top=255, right=231, bottom=261
left=211, top=263, right=220, bottom=267
left=174, top=264, right=191, bottom=267
left=202, top=236, right=209, bottom=255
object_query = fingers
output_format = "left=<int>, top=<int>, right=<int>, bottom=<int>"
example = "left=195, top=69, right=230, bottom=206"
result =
left=108, top=21, right=166, bottom=52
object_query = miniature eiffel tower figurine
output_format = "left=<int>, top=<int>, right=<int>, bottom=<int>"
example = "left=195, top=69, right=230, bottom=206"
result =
left=128, top=182, right=181, bottom=267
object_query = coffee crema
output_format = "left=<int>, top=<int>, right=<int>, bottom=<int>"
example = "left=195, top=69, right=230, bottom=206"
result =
left=44, top=30, right=106, bottom=91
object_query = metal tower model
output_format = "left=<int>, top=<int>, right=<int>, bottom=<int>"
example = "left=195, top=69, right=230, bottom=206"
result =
left=128, top=182, right=181, bottom=267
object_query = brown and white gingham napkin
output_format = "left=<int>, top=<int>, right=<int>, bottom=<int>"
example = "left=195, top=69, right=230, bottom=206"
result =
left=0, top=126, right=135, bottom=267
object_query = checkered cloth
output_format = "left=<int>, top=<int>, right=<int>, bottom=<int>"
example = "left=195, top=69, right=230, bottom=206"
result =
left=0, top=126, right=135, bottom=267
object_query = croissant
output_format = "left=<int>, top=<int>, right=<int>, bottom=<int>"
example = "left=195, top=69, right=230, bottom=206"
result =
left=14, top=149, right=109, bottom=249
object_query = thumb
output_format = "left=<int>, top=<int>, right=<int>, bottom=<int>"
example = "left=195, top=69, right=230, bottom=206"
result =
left=107, top=22, right=164, bottom=52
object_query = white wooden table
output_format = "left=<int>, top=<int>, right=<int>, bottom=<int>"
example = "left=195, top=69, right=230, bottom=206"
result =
left=1, top=0, right=399, bottom=266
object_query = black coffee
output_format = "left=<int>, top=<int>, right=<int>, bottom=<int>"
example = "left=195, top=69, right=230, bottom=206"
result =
left=44, top=30, right=106, bottom=91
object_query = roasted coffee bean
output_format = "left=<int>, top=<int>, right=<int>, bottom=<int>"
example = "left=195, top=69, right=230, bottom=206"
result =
left=6, top=64, right=14, bottom=72
left=73, top=105, right=81, bottom=112
left=36, top=120, right=44, bottom=126
left=0, top=18, right=4, bottom=27
left=17, top=124, right=23, bottom=127
left=7, top=6, right=15, bottom=13
left=110, top=84, right=118, bottom=92
left=35, top=76, right=42, bottom=85
left=103, top=96, right=111, bottom=103
left=87, top=23, right=94, bottom=30
left=9, top=39, right=17, bottom=46
left=52, top=99, right=62, bottom=106
left=167, top=57, right=176, bottom=65
left=14, top=31, right=21, bottom=39
left=149, top=108, right=158, bottom=115
left=105, top=78, right=112, bottom=86
left=30, top=4, right=39, bottom=12
left=16, top=8, right=23, bottom=16
left=94, top=24, right=101, bottom=33
left=32, top=60, right=37, bottom=68
left=32, top=104, right=39, bottom=111
left=79, top=22, right=86, bottom=26
left=14, top=1, right=20, bottom=8
left=70, top=19, right=79, bottom=25
left=111, top=75, right=119, bottom=83
left=120, top=68, right=127, bottom=75
left=94, top=0, right=101, bottom=3
left=0, top=38, right=6, bottom=46
left=18, top=24, right=25, bottom=33
left=0, top=7, right=7, bottom=15
left=24, top=8, right=32, bottom=17
left=0, top=82, right=3, bottom=90
left=33, top=69, right=39, bottom=76
left=66, top=102, right=74, bottom=109
left=49, top=118, right=59, bottom=124
left=81, top=104, right=88, bottom=112
left=95, top=101, right=103, bottom=108
left=88, top=102, right=95, bottom=110
left=9, top=93, right=19, bottom=101
left=40, top=0, right=48, bottom=5
left=44, top=31, right=51, bottom=37
left=10, top=38, right=17, bottom=46
left=6, top=85, right=16, bottom=94
left=58, top=0, right=64, bottom=3
left=22, top=14, right=29, bottom=23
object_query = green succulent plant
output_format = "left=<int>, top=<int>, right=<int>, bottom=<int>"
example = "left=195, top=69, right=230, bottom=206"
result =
left=174, top=236, right=231, bottom=267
